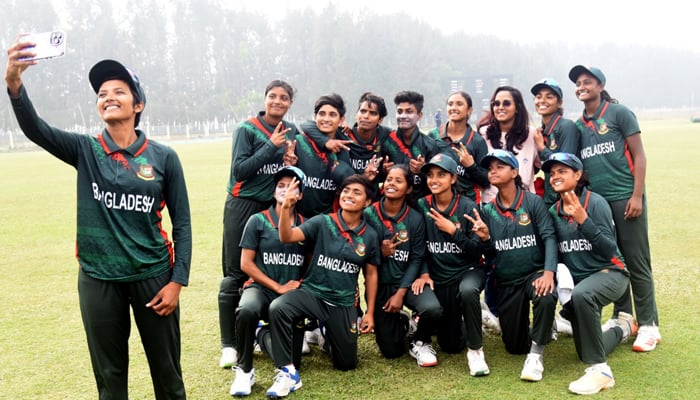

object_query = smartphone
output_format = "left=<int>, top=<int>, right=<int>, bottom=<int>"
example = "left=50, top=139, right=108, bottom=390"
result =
left=20, top=31, right=66, bottom=61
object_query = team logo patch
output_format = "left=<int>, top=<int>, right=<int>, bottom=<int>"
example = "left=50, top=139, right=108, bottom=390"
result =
left=518, top=212, right=531, bottom=226
left=597, top=119, right=609, bottom=135
left=454, top=221, right=462, bottom=231
left=355, top=243, right=366, bottom=257
left=398, top=230, right=409, bottom=242
left=374, top=144, right=382, bottom=153
left=548, top=137, right=557, bottom=150
left=350, top=320, right=358, bottom=334
left=137, top=164, right=155, bottom=180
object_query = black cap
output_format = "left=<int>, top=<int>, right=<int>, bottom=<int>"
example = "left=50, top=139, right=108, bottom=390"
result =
left=89, top=59, right=146, bottom=126
left=541, top=152, right=584, bottom=173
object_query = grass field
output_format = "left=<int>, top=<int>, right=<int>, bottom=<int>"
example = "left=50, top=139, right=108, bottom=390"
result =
left=1, top=119, right=699, bottom=399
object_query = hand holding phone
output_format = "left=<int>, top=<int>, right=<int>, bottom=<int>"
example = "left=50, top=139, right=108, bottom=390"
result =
left=19, top=31, right=66, bottom=61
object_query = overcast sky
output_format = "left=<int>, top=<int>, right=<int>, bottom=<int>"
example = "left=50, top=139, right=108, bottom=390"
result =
left=230, top=0, right=695, bottom=52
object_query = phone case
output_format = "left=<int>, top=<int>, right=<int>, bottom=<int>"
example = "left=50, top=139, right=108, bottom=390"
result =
left=21, top=31, right=66, bottom=61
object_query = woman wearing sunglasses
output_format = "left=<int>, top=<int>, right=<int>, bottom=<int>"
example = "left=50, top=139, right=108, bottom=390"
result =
left=478, top=86, right=540, bottom=204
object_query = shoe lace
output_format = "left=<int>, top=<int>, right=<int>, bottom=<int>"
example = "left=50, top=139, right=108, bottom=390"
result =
left=421, top=343, right=436, bottom=355
left=271, top=369, right=290, bottom=384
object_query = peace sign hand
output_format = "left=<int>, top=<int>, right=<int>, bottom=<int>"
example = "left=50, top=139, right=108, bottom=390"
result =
left=464, top=208, right=490, bottom=241
left=426, top=208, right=457, bottom=235
left=562, top=191, right=587, bottom=224
left=271, top=122, right=292, bottom=147
left=380, top=233, right=404, bottom=257
left=453, top=143, right=475, bottom=167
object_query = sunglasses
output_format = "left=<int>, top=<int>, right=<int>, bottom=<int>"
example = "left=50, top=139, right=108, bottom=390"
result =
left=491, top=100, right=513, bottom=108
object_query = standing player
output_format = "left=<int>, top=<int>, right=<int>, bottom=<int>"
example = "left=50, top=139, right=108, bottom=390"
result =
left=382, top=90, right=449, bottom=202
left=303, top=92, right=391, bottom=199
left=265, top=175, right=379, bottom=398
left=569, top=65, right=660, bottom=352
left=6, top=45, right=191, bottom=399
left=414, top=154, right=492, bottom=376
left=364, top=164, right=443, bottom=365
left=218, top=80, right=298, bottom=368
left=429, top=91, right=490, bottom=202
left=531, top=78, right=581, bottom=206
left=543, top=152, right=637, bottom=395
left=229, top=166, right=308, bottom=396
left=476, top=150, right=558, bottom=382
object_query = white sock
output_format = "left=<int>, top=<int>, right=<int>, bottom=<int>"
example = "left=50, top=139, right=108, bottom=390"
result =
left=283, top=364, right=296, bottom=374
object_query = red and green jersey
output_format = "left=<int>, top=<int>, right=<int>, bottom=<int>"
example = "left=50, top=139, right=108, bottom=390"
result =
left=537, top=111, right=581, bottom=206
left=576, top=101, right=640, bottom=202
left=480, top=187, right=557, bottom=287
left=428, top=122, right=490, bottom=202
left=294, top=120, right=354, bottom=218
left=11, top=85, right=192, bottom=284
left=364, top=199, right=426, bottom=287
left=227, top=112, right=298, bottom=202
left=549, top=188, right=627, bottom=284
left=298, top=211, right=380, bottom=307
left=415, top=190, right=487, bottom=286
left=240, top=206, right=307, bottom=297
left=382, top=128, right=449, bottom=201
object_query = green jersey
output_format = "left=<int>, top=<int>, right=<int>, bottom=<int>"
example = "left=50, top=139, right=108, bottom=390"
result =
left=576, top=101, right=640, bottom=202
left=428, top=123, right=489, bottom=201
left=239, top=206, right=308, bottom=297
left=295, top=121, right=354, bottom=218
left=227, top=112, right=298, bottom=202
left=11, top=85, right=192, bottom=284
left=416, top=191, right=487, bottom=286
left=299, top=211, right=380, bottom=307
left=364, top=199, right=427, bottom=287
left=382, top=128, right=449, bottom=200
left=549, top=188, right=627, bottom=284
left=480, top=187, right=557, bottom=287
left=537, top=112, right=581, bottom=206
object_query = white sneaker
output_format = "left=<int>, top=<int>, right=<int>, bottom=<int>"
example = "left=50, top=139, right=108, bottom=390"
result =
left=481, top=302, right=501, bottom=335
left=304, top=328, right=320, bottom=345
left=265, top=367, right=302, bottom=398
left=301, top=336, right=311, bottom=355
left=467, top=348, right=490, bottom=376
left=633, top=325, right=661, bottom=352
left=408, top=341, right=438, bottom=367
left=230, top=367, right=255, bottom=396
left=568, top=364, right=615, bottom=395
left=601, top=318, right=616, bottom=332
left=520, top=353, right=544, bottom=382
left=219, top=346, right=237, bottom=369
left=614, top=312, right=639, bottom=342
left=555, top=315, right=573, bottom=336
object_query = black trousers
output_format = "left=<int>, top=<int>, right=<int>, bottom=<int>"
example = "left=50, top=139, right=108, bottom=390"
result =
left=78, top=269, right=185, bottom=400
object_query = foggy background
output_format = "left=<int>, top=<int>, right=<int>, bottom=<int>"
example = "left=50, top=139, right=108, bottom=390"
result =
left=2, top=0, right=699, bottom=150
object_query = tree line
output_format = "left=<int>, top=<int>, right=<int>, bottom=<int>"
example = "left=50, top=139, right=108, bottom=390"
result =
left=2, top=0, right=698, bottom=140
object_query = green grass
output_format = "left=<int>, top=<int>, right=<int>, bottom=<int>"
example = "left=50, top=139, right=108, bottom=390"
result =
left=1, top=120, right=699, bottom=399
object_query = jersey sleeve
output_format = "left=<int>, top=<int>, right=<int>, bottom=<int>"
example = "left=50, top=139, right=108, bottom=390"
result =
left=399, top=213, right=426, bottom=288
left=239, top=214, right=262, bottom=250
left=529, top=194, right=558, bottom=272
left=10, top=85, right=82, bottom=166
left=231, top=122, right=280, bottom=182
left=577, top=195, right=620, bottom=261
left=163, top=147, right=193, bottom=286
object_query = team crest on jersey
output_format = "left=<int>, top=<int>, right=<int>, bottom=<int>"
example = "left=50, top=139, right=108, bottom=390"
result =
left=137, top=164, right=155, bottom=180
left=350, top=320, right=358, bottom=334
left=454, top=221, right=462, bottom=230
left=398, top=230, right=409, bottom=242
left=374, top=144, right=382, bottom=153
left=518, top=212, right=531, bottom=226
left=355, top=243, right=366, bottom=256
left=548, top=137, right=557, bottom=150
left=597, top=119, right=609, bottom=135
